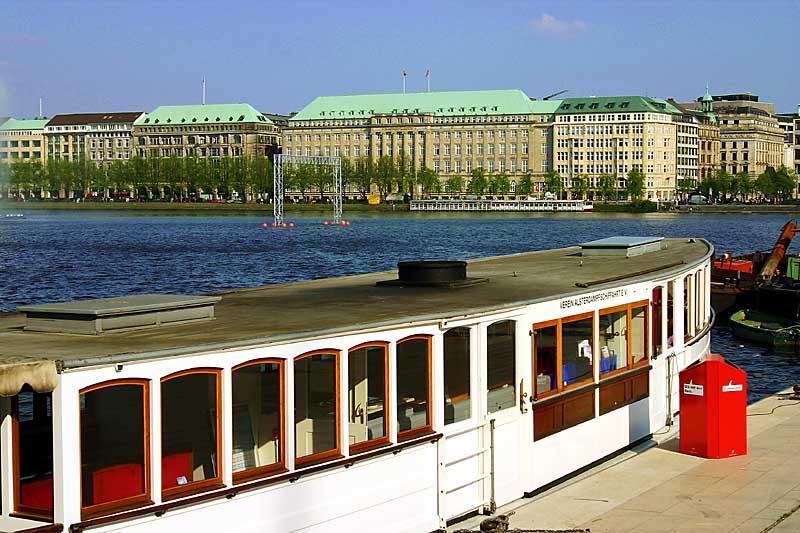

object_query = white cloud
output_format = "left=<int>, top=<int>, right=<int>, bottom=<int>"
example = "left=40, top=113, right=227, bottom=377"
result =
left=531, top=14, right=588, bottom=37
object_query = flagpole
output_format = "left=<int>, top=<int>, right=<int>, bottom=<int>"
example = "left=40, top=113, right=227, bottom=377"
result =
left=402, top=71, right=406, bottom=94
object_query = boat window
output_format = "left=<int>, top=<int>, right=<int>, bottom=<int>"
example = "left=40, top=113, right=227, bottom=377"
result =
left=631, top=304, right=648, bottom=365
left=487, top=320, right=516, bottom=413
left=684, top=275, right=693, bottom=340
left=13, top=388, right=53, bottom=520
left=667, top=281, right=675, bottom=348
left=652, top=287, right=663, bottom=356
left=80, top=380, right=149, bottom=518
left=561, top=315, right=594, bottom=387
left=695, top=270, right=703, bottom=331
left=444, top=327, right=471, bottom=425
left=231, top=360, right=284, bottom=482
left=599, top=308, right=627, bottom=375
left=533, top=323, right=558, bottom=397
left=396, top=336, right=432, bottom=440
left=294, top=351, right=340, bottom=466
left=161, top=369, right=222, bottom=499
left=348, top=343, right=389, bottom=453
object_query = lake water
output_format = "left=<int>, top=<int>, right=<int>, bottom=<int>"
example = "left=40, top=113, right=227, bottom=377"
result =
left=2, top=209, right=799, bottom=401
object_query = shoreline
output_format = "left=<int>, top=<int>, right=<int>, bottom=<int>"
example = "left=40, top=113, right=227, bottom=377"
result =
left=3, top=201, right=800, bottom=215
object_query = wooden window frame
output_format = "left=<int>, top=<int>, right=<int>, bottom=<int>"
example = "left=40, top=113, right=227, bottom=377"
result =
left=532, top=312, right=595, bottom=401
left=598, top=300, right=650, bottom=379
left=683, top=274, right=693, bottom=341
left=160, top=368, right=224, bottom=501
left=12, top=389, right=54, bottom=521
left=293, top=349, right=342, bottom=469
left=231, top=359, right=287, bottom=485
left=396, top=335, right=434, bottom=442
left=347, top=342, right=391, bottom=455
left=79, top=379, right=152, bottom=519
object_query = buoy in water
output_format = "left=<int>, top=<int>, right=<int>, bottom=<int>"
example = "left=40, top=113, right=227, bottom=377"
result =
left=323, top=220, right=329, bottom=225
left=260, top=223, right=268, bottom=228
left=280, top=223, right=287, bottom=228
left=271, top=222, right=276, bottom=227
left=288, top=223, right=295, bottom=227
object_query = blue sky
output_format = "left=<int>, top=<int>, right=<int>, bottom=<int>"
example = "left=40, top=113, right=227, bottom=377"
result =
left=1, top=0, right=798, bottom=118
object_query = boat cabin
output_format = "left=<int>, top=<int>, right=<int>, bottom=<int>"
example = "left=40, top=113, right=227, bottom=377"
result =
left=0, top=237, right=713, bottom=533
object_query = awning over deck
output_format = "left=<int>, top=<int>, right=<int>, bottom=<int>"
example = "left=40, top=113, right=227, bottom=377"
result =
left=0, top=357, right=58, bottom=396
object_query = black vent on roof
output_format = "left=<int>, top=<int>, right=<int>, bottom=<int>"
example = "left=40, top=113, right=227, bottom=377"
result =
left=376, top=261, right=488, bottom=289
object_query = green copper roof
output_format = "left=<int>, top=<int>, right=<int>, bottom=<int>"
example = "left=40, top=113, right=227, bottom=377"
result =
left=290, top=89, right=550, bottom=121
left=0, top=118, right=49, bottom=131
left=702, top=85, right=713, bottom=102
left=554, top=96, right=683, bottom=115
left=135, top=104, right=272, bottom=126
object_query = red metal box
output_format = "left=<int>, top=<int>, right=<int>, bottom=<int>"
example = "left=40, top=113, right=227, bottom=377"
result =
left=679, top=353, right=747, bottom=459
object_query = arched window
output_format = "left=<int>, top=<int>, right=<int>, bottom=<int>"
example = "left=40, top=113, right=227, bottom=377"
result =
left=80, top=380, right=150, bottom=518
left=294, top=350, right=341, bottom=467
left=396, top=336, right=432, bottom=441
left=348, top=343, right=389, bottom=454
left=231, top=360, right=285, bottom=483
left=161, top=369, right=222, bottom=499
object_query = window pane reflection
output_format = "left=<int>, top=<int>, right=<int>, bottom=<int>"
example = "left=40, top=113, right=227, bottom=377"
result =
left=599, top=310, right=627, bottom=375
left=534, top=325, right=557, bottom=396
left=487, top=320, right=516, bottom=412
left=294, top=353, right=338, bottom=461
left=444, top=328, right=471, bottom=425
left=397, top=338, right=430, bottom=435
left=348, top=345, right=387, bottom=447
left=232, top=362, right=282, bottom=475
left=561, top=317, right=593, bottom=386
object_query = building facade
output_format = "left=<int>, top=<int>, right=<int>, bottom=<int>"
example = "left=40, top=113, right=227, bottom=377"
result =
left=552, top=96, right=684, bottom=201
left=776, top=107, right=798, bottom=172
left=44, top=112, right=143, bottom=164
left=686, top=93, right=783, bottom=178
left=0, top=119, right=49, bottom=162
left=132, top=104, right=281, bottom=160
left=286, top=90, right=558, bottom=196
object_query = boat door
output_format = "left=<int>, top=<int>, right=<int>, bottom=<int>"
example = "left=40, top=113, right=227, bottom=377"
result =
left=437, top=319, right=529, bottom=525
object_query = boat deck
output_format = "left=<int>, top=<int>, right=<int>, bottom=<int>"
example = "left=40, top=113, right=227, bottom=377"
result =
left=0, top=238, right=710, bottom=368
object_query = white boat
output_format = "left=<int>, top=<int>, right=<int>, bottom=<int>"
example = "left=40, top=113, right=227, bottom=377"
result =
left=0, top=236, right=712, bottom=533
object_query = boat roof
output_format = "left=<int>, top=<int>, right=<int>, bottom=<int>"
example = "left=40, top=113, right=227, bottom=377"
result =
left=0, top=238, right=711, bottom=391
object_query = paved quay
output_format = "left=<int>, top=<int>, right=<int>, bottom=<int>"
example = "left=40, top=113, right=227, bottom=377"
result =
left=453, top=388, right=800, bottom=533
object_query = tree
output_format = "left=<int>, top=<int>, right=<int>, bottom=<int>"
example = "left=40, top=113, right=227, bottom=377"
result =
left=572, top=175, right=589, bottom=200
left=678, top=178, right=695, bottom=199
left=735, top=171, right=753, bottom=201
left=755, top=171, right=775, bottom=199
left=351, top=157, right=373, bottom=200
left=773, top=166, right=797, bottom=201
left=374, top=156, right=396, bottom=200
left=713, top=168, right=732, bottom=201
left=446, top=175, right=464, bottom=196
left=544, top=170, right=562, bottom=198
left=489, top=173, right=511, bottom=196
left=598, top=174, right=616, bottom=203
left=625, top=167, right=645, bottom=202
left=518, top=173, right=533, bottom=196
left=417, top=165, right=439, bottom=197
left=468, top=168, right=488, bottom=195
left=311, top=163, right=334, bottom=202
left=340, top=157, right=354, bottom=202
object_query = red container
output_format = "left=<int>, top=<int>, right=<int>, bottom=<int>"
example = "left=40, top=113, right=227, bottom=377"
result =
left=713, top=259, right=753, bottom=274
left=679, top=353, right=747, bottom=459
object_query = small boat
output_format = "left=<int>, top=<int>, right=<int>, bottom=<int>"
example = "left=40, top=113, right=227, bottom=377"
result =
left=729, top=308, right=800, bottom=349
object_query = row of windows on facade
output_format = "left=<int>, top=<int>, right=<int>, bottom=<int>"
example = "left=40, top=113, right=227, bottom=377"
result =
left=137, top=134, right=248, bottom=146
left=286, top=129, right=534, bottom=144
left=556, top=151, right=674, bottom=162
left=557, top=113, right=672, bottom=123
left=431, top=159, right=542, bottom=173
left=555, top=124, right=674, bottom=136
left=46, top=124, right=131, bottom=132
left=557, top=138, right=669, bottom=148
left=0, top=151, right=42, bottom=159
left=139, top=146, right=247, bottom=158
left=0, top=140, right=42, bottom=148
left=89, top=151, right=130, bottom=160
left=136, top=125, right=277, bottom=134
left=300, top=113, right=545, bottom=128
left=90, top=139, right=129, bottom=149
left=555, top=163, right=672, bottom=175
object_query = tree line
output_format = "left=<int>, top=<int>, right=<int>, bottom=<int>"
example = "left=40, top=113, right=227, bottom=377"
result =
left=2, top=155, right=795, bottom=203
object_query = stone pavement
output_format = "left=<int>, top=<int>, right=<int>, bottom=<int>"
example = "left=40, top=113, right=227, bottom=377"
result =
left=456, top=388, right=800, bottom=533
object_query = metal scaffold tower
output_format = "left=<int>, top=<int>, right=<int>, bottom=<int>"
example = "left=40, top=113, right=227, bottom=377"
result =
left=273, top=155, right=342, bottom=226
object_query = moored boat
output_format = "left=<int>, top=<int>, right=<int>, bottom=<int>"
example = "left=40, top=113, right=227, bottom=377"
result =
left=729, top=309, right=800, bottom=350
left=0, top=236, right=712, bottom=533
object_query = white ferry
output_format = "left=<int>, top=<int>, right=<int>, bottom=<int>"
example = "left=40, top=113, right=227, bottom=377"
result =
left=0, top=236, right=711, bottom=533
left=409, top=199, right=593, bottom=212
